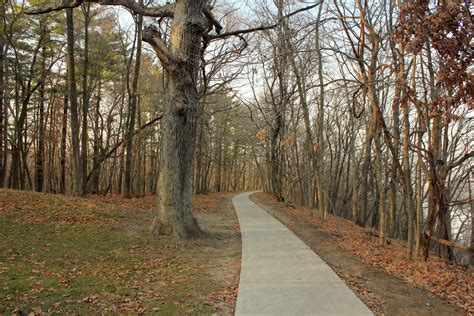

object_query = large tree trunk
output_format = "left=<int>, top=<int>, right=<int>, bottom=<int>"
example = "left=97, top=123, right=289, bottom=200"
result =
left=144, top=0, right=206, bottom=238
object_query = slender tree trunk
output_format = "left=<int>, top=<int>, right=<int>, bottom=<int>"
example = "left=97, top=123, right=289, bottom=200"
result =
left=214, top=113, right=224, bottom=192
left=0, top=39, right=4, bottom=188
left=358, top=111, right=375, bottom=226
left=290, top=54, right=315, bottom=208
left=195, top=115, right=204, bottom=194
left=415, top=153, right=423, bottom=255
left=66, top=4, right=82, bottom=196
left=11, top=144, right=20, bottom=189
left=12, top=95, right=30, bottom=190
left=268, top=0, right=288, bottom=203
left=21, top=120, right=33, bottom=190
left=125, top=8, right=142, bottom=198
left=469, top=172, right=474, bottom=266
left=80, top=3, right=91, bottom=195
left=351, top=148, right=358, bottom=222
left=137, top=96, right=144, bottom=195
left=374, top=129, right=385, bottom=245
left=60, top=95, right=68, bottom=194
left=47, top=99, right=55, bottom=192
left=424, top=104, right=442, bottom=259
left=387, top=0, right=401, bottom=238
left=389, top=81, right=401, bottom=237
left=36, top=43, right=46, bottom=192
left=91, top=84, right=101, bottom=194
left=315, top=0, right=326, bottom=218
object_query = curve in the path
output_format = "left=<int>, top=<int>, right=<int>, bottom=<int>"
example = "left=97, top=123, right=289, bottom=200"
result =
left=233, top=192, right=373, bottom=316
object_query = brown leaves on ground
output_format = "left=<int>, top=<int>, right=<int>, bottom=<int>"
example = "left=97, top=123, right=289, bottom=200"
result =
left=193, top=193, right=236, bottom=214
left=90, top=192, right=234, bottom=214
left=204, top=285, right=239, bottom=308
left=0, top=189, right=117, bottom=226
left=0, top=189, right=240, bottom=314
left=88, top=193, right=157, bottom=211
left=338, top=271, right=385, bottom=315
left=258, top=193, right=473, bottom=313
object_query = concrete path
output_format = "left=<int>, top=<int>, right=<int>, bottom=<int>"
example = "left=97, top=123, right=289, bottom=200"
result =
left=233, top=192, right=372, bottom=316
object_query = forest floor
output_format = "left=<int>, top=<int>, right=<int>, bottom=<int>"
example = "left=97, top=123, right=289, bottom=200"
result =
left=0, top=189, right=240, bottom=314
left=251, top=192, right=472, bottom=316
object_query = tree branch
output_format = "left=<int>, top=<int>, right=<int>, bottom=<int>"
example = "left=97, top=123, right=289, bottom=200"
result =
left=142, top=25, right=174, bottom=69
left=86, top=114, right=163, bottom=183
left=442, top=150, right=473, bottom=178
left=203, top=6, right=222, bottom=34
left=209, top=3, right=319, bottom=40
left=27, top=0, right=174, bottom=17
left=427, top=233, right=473, bottom=253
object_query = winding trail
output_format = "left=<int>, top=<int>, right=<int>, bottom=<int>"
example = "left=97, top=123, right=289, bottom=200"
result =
left=233, top=192, right=372, bottom=315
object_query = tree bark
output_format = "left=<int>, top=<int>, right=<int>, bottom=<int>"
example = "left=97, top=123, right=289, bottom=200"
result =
left=60, top=95, right=68, bottom=194
left=469, top=171, right=474, bottom=266
left=66, top=4, right=82, bottom=196
left=357, top=110, right=375, bottom=227
left=315, top=0, right=326, bottom=218
left=0, top=36, right=4, bottom=188
left=36, top=41, right=47, bottom=192
left=125, top=7, right=143, bottom=198
left=80, top=3, right=91, bottom=195
left=374, top=130, right=385, bottom=245
left=91, top=85, right=101, bottom=194
left=144, top=0, right=209, bottom=238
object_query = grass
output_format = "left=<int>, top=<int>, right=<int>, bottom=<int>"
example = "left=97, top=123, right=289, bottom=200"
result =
left=0, top=189, right=218, bottom=314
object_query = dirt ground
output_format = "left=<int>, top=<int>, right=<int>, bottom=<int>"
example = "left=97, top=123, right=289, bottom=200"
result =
left=184, top=193, right=241, bottom=315
left=101, top=192, right=242, bottom=315
left=250, top=192, right=465, bottom=316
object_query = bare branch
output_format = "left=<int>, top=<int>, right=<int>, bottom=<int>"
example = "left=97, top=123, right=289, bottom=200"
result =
left=441, top=150, right=474, bottom=179
left=27, top=0, right=174, bottom=17
left=26, top=0, right=83, bottom=14
left=427, top=233, right=474, bottom=253
left=210, top=4, right=319, bottom=40
left=142, top=25, right=174, bottom=69
left=203, top=6, right=222, bottom=34
left=86, top=114, right=163, bottom=183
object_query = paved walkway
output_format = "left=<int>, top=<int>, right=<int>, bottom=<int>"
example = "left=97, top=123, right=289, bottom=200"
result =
left=233, top=192, right=372, bottom=315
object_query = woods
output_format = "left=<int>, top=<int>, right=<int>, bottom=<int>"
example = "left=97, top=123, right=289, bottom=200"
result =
left=238, top=0, right=473, bottom=264
left=0, top=0, right=473, bottom=314
left=0, top=0, right=472, bottom=260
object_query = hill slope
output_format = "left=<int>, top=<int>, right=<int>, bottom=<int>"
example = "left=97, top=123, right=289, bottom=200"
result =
left=0, top=190, right=240, bottom=314
left=251, top=192, right=472, bottom=315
